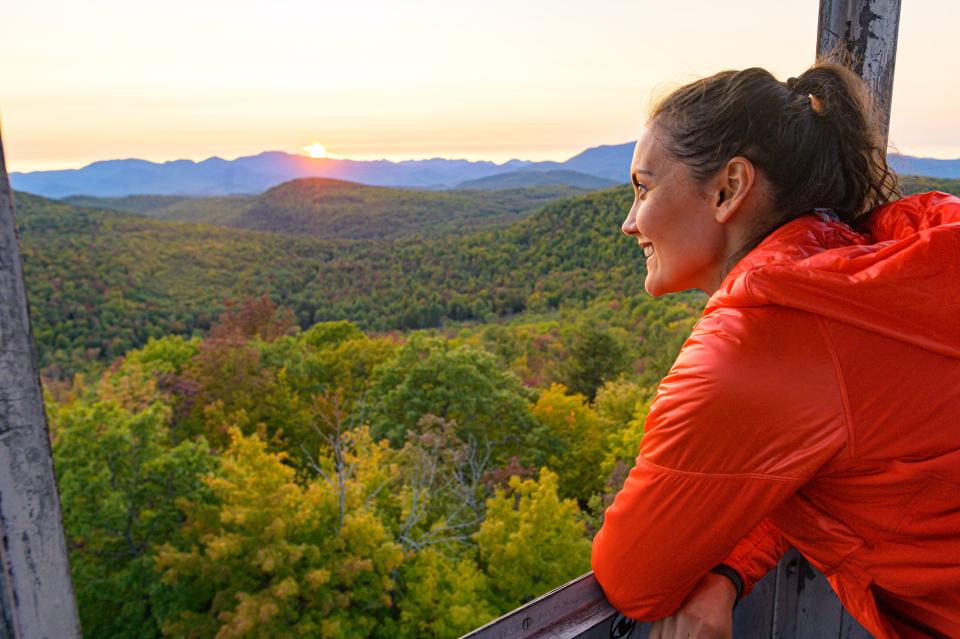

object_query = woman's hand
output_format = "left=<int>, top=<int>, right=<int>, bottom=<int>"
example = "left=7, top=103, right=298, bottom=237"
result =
left=647, top=572, right=736, bottom=639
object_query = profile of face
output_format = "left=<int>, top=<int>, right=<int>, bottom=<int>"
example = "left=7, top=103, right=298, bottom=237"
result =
left=622, top=126, right=741, bottom=296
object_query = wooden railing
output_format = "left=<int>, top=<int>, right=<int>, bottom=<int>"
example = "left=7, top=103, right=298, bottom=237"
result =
left=461, top=550, right=872, bottom=639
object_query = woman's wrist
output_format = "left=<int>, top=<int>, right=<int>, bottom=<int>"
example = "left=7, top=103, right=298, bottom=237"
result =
left=706, top=566, right=741, bottom=608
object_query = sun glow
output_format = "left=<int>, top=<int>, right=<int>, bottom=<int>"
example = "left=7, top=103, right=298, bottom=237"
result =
left=302, top=143, right=328, bottom=159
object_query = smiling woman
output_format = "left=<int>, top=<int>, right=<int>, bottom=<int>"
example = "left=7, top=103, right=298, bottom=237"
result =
left=592, top=56, right=960, bottom=639
left=621, top=126, right=770, bottom=297
left=620, top=63, right=897, bottom=300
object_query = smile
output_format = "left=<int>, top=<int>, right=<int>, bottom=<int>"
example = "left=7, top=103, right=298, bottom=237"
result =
left=640, top=241, right=654, bottom=258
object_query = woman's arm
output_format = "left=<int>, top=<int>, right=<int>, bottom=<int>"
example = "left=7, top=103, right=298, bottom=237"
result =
left=592, top=307, right=847, bottom=620
left=646, top=522, right=789, bottom=639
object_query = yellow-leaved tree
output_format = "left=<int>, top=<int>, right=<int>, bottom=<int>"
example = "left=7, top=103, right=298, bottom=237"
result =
left=156, top=426, right=403, bottom=639
left=386, top=547, right=496, bottom=639
left=475, top=468, right=591, bottom=613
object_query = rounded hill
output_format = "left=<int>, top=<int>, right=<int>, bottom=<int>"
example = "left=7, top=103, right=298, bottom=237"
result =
left=227, top=178, right=587, bottom=239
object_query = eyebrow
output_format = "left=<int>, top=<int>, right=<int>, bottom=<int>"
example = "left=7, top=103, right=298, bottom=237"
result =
left=631, top=169, right=655, bottom=186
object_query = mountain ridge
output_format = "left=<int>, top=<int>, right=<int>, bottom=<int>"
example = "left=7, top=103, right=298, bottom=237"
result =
left=12, top=142, right=960, bottom=199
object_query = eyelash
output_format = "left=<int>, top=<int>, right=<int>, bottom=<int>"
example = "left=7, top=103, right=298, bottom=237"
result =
left=633, top=181, right=650, bottom=199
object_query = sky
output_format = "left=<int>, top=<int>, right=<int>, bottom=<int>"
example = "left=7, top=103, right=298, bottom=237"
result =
left=3, top=0, right=958, bottom=173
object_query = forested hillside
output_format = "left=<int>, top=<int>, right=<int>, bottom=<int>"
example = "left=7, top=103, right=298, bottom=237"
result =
left=64, top=193, right=253, bottom=226
left=62, top=180, right=585, bottom=239
left=17, top=186, right=650, bottom=376
left=898, top=174, right=960, bottom=195
left=36, top=171, right=711, bottom=639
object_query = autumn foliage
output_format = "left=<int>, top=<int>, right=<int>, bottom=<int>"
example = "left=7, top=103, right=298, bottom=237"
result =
left=49, top=295, right=697, bottom=638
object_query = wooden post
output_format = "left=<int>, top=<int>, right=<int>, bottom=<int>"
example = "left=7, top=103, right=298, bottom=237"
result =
left=0, top=128, right=81, bottom=636
left=817, top=0, right=902, bottom=143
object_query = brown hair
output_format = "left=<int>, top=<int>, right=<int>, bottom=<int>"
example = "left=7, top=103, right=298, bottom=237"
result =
left=650, top=59, right=899, bottom=262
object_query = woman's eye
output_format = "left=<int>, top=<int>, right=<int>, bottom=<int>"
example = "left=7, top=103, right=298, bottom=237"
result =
left=635, top=183, right=650, bottom=199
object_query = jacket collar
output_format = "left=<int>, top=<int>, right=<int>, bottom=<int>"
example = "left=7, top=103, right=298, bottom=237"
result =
left=705, top=192, right=960, bottom=359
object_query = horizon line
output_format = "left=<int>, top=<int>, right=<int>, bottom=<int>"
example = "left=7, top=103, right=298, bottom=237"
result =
left=9, top=143, right=960, bottom=175
left=8, top=145, right=619, bottom=175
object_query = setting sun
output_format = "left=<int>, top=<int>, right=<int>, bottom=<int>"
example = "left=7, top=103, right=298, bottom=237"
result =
left=302, top=143, right=328, bottom=159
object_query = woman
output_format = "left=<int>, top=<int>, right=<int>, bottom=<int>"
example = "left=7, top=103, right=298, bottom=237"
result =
left=591, top=61, right=960, bottom=638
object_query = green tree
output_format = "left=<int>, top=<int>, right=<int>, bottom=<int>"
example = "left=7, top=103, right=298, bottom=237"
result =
left=599, top=398, right=652, bottom=492
left=594, top=376, right=651, bottom=427
left=387, top=548, right=496, bottom=639
left=369, top=336, right=538, bottom=463
left=52, top=400, right=216, bottom=639
left=559, top=324, right=629, bottom=401
left=530, top=384, right=609, bottom=501
left=94, top=335, right=201, bottom=412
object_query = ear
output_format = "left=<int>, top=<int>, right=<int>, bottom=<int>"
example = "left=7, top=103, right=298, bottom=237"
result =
left=711, top=156, right=756, bottom=224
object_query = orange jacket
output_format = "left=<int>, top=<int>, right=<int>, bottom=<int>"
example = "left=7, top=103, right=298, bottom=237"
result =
left=592, top=192, right=960, bottom=638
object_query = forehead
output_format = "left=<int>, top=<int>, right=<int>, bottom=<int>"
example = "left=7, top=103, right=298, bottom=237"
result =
left=630, top=126, right=667, bottom=176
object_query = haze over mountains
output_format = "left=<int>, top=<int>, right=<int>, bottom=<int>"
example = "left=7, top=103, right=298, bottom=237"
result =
left=12, top=140, right=960, bottom=199
left=10, top=144, right=632, bottom=198
left=1, top=143, right=611, bottom=198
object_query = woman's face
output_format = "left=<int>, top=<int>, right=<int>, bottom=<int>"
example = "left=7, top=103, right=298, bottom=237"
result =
left=622, top=127, right=728, bottom=296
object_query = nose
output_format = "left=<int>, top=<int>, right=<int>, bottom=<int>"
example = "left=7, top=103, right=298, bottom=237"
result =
left=622, top=205, right=639, bottom=236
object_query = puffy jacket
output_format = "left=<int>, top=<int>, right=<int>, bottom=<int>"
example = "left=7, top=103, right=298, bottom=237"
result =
left=591, top=192, right=960, bottom=638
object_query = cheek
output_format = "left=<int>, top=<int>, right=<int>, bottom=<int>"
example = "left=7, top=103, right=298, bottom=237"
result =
left=634, top=202, right=669, bottom=240
left=644, top=223, right=721, bottom=293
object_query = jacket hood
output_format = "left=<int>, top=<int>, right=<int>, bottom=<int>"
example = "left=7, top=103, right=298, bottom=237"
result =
left=707, top=191, right=960, bottom=359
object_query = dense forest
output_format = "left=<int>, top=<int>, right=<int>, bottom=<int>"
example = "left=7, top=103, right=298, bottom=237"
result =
left=48, top=294, right=700, bottom=638
left=18, top=185, right=652, bottom=377
left=30, top=173, right=959, bottom=638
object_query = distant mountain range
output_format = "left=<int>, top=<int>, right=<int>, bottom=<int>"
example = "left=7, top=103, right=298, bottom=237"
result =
left=11, top=142, right=960, bottom=198
left=9, top=144, right=635, bottom=198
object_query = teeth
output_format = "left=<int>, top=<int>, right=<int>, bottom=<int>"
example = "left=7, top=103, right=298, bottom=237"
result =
left=642, top=244, right=654, bottom=258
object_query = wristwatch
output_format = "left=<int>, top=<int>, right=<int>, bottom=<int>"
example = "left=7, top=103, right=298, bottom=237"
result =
left=709, top=564, right=743, bottom=606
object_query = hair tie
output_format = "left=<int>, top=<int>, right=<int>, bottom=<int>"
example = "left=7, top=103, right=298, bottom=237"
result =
left=786, top=77, right=824, bottom=114
left=809, top=94, right=824, bottom=114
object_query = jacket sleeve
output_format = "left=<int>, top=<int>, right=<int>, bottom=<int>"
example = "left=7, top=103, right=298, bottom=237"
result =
left=591, top=308, right=848, bottom=620
left=720, top=518, right=791, bottom=599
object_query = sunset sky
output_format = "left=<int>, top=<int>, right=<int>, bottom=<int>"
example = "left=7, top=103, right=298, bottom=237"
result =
left=3, top=0, right=958, bottom=173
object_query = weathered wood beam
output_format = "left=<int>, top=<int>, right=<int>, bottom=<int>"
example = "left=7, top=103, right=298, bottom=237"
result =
left=0, top=128, right=81, bottom=637
left=817, top=0, right=902, bottom=142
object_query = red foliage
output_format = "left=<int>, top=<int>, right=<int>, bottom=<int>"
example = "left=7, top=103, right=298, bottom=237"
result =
left=209, top=295, right=295, bottom=342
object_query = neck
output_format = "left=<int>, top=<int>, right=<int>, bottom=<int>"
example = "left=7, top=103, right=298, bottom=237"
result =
left=708, top=206, right=781, bottom=294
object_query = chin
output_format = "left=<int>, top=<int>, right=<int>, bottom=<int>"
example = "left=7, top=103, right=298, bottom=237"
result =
left=644, top=277, right=669, bottom=297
